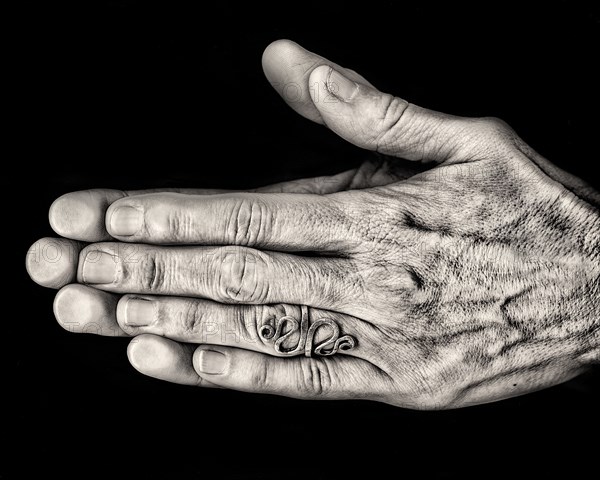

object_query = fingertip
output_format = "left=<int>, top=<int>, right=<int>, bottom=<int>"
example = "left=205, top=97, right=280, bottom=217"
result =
left=261, top=39, right=324, bottom=124
left=53, top=284, right=125, bottom=336
left=127, top=334, right=200, bottom=385
left=49, top=189, right=125, bottom=241
left=261, top=38, right=301, bottom=74
left=128, top=334, right=165, bottom=372
left=26, top=237, right=80, bottom=289
left=49, top=191, right=101, bottom=240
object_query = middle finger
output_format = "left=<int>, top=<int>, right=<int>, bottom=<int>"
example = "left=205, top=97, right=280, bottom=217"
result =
left=77, top=242, right=362, bottom=312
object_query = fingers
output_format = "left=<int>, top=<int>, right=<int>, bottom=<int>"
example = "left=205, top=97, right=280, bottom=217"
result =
left=105, top=192, right=352, bottom=251
left=76, top=243, right=360, bottom=311
left=264, top=39, right=474, bottom=163
left=26, top=237, right=82, bottom=289
left=115, top=295, right=369, bottom=358
left=192, top=344, right=391, bottom=400
left=54, top=284, right=127, bottom=336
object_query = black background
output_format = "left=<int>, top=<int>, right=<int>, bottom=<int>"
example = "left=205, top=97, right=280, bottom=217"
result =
left=8, top=1, right=600, bottom=479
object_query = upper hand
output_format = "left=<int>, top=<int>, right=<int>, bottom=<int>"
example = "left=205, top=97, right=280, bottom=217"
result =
left=26, top=40, right=600, bottom=409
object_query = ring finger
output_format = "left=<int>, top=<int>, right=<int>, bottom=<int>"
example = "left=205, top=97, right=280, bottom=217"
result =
left=116, top=294, right=372, bottom=359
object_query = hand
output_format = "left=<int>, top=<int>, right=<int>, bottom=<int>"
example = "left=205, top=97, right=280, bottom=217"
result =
left=27, top=40, right=599, bottom=409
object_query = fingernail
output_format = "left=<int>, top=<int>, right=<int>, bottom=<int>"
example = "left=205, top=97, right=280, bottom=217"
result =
left=326, top=68, right=359, bottom=102
left=82, top=251, right=117, bottom=284
left=197, top=350, right=227, bottom=375
left=125, top=298, right=154, bottom=327
left=110, top=206, right=143, bottom=236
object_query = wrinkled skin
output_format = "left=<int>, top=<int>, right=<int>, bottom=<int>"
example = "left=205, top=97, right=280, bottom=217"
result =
left=27, top=40, right=599, bottom=409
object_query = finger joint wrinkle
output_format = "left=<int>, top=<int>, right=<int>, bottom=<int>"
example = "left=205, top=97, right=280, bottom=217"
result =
left=182, top=300, right=205, bottom=335
left=375, top=96, right=410, bottom=153
left=168, top=210, right=192, bottom=242
left=141, top=255, right=163, bottom=291
left=231, top=198, right=268, bottom=246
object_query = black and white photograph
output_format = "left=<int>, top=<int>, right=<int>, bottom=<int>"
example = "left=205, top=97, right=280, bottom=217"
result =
left=9, top=1, right=600, bottom=478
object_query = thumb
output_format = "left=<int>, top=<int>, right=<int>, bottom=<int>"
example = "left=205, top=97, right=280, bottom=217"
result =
left=309, top=65, right=470, bottom=163
left=262, top=39, right=374, bottom=125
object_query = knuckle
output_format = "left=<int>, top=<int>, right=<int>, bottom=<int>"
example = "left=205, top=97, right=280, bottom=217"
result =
left=179, top=300, right=206, bottom=336
left=228, top=197, right=269, bottom=246
left=249, top=357, right=271, bottom=391
left=133, top=251, right=169, bottom=292
left=214, top=247, right=269, bottom=304
left=165, top=209, right=193, bottom=242
left=459, top=116, right=519, bottom=158
left=346, top=191, right=406, bottom=245
left=474, top=116, right=515, bottom=142
left=373, top=94, right=410, bottom=152
left=235, top=304, right=257, bottom=344
left=296, top=359, right=333, bottom=397
left=142, top=198, right=191, bottom=242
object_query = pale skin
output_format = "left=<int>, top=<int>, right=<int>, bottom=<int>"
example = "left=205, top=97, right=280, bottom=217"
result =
left=26, top=40, right=599, bottom=409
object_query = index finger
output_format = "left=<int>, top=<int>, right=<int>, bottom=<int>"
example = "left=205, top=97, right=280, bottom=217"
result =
left=105, top=191, right=354, bottom=252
